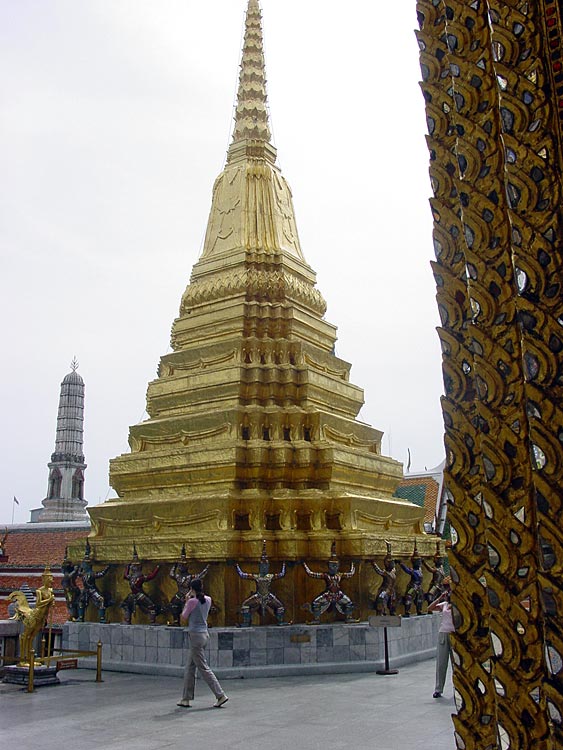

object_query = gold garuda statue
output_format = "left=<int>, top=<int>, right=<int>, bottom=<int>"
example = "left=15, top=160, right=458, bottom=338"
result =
left=9, top=566, right=55, bottom=665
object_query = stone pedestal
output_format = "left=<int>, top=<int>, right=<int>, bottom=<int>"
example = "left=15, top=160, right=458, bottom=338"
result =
left=3, top=663, right=60, bottom=686
left=0, top=619, right=20, bottom=677
left=63, top=615, right=440, bottom=678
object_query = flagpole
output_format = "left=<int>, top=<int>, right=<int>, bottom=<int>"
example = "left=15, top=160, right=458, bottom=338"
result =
left=11, top=500, right=15, bottom=524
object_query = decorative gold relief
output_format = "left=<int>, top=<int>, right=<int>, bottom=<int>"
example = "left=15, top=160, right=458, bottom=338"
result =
left=153, top=510, right=225, bottom=531
left=130, top=423, right=232, bottom=453
left=303, top=354, right=348, bottom=380
left=160, top=349, right=238, bottom=376
left=354, top=511, right=392, bottom=530
left=322, top=425, right=377, bottom=451
left=180, top=267, right=326, bottom=315
left=129, top=434, right=183, bottom=453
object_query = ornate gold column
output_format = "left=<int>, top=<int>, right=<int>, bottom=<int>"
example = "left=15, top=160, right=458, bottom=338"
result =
left=417, top=0, right=563, bottom=747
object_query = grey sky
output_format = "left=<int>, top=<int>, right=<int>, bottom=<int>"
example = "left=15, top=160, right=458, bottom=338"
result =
left=1, top=1, right=444, bottom=524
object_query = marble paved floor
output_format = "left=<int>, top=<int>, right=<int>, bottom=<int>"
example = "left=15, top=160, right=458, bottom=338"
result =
left=1, top=658, right=457, bottom=750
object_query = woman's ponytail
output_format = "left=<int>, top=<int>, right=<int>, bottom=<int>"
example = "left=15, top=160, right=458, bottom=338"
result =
left=191, top=578, right=205, bottom=604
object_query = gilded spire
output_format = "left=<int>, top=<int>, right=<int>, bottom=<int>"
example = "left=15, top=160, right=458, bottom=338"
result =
left=232, top=0, right=271, bottom=144
left=180, top=0, right=320, bottom=298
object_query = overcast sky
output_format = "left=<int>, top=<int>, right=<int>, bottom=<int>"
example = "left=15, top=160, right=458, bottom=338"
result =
left=1, top=0, right=445, bottom=525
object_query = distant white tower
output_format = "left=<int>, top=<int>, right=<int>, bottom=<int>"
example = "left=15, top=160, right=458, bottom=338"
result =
left=31, top=359, right=88, bottom=522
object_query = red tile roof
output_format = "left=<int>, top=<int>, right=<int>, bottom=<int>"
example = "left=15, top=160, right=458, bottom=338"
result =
left=0, top=525, right=90, bottom=624
left=1, top=527, right=89, bottom=566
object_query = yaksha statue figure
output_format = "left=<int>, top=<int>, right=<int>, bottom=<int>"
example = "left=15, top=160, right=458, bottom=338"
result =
left=61, top=547, right=81, bottom=621
left=371, top=541, right=397, bottom=616
left=423, top=542, right=446, bottom=604
left=235, top=541, right=288, bottom=626
left=399, top=543, right=424, bottom=617
left=77, top=540, right=111, bottom=623
left=303, top=541, right=356, bottom=624
left=120, top=545, right=160, bottom=624
left=168, top=544, right=209, bottom=626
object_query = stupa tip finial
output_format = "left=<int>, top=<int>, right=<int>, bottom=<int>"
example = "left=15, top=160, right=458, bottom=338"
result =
left=232, top=0, right=271, bottom=144
left=70, top=356, right=79, bottom=372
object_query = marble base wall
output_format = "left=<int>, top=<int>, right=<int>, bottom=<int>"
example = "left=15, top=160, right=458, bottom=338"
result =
left=62, top=615, right=440, bottom=678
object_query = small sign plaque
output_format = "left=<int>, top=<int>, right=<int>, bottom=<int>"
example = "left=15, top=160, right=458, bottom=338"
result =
left=368, top=615, right=402, bottom=628
left=56, top=658, right=78, bottom=671
left=290, top=633, right=311, bottom=643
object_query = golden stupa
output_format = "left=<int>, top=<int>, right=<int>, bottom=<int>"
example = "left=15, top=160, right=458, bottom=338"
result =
left=82, top=0, right=433, bottom=623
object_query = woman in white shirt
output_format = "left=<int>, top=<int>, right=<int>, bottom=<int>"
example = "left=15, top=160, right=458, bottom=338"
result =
left=428, top=578, right=454, bottom=698
left=177, top=578, right=228, bottom=709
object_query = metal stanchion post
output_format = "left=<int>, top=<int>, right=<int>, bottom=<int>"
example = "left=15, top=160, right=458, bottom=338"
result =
left=46, top=607, right=54, bottom=668
left=28, top=649, right=35, bottom=693
left=376, top=626, right=399, bottom=675
left=96, top=641, right=103, bottom=682
left=368, top=614, right=401, bottom=676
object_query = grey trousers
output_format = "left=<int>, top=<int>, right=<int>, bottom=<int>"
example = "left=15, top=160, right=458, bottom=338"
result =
left=181, top=631, right=224, bottom=701
left=435, top=631, right=453, bottom=693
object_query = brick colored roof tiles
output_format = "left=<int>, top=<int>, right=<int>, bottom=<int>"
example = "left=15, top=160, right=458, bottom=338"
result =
left=0, top=573, right=58, bottom=591
left=0, top=598, right=69, bottom=626
left=0, top=528, right=89, bottom=567
left=49, top=601, right=70, bottom=626
left=0, top=526, right=90, bottom=626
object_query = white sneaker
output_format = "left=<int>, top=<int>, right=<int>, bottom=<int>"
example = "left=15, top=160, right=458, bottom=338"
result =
left=177, top=699, right=191, bottom=708
left=213, top=694, right=229, bottom=708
